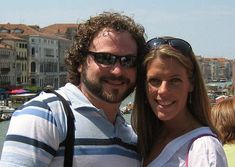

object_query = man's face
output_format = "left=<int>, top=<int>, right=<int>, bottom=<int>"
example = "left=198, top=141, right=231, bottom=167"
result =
left=78, top=28, right=138, bottom=104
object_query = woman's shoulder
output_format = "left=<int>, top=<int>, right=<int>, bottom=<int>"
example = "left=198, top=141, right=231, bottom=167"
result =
left=188, top=128, right=228, bottom=166
left=191, top=134, right=222, bottom=150
left=188, top=127, right=222, bottom=152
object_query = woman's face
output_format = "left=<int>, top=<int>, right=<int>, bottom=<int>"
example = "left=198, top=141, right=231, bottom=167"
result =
left=146, top=56, right=193, bottom=121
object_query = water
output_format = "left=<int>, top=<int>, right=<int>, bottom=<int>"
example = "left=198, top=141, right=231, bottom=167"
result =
left=0, top=93, right=134, bottom=156
left=0, top=121, right=10, bottom=156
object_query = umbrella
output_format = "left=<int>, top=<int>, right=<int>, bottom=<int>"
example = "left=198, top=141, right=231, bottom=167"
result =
left=8, top=89, right=29, bottom=94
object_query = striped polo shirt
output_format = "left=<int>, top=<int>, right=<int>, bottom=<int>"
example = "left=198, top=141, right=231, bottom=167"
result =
left=0, top=83, right=141, bottom=167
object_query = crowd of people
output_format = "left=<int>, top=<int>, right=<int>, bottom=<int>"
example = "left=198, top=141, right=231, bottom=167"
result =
left=0, top=11, right=234, bottom=167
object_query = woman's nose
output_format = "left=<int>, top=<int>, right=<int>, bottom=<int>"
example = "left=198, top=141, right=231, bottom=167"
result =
left=158, top=81, right=168, bottom=94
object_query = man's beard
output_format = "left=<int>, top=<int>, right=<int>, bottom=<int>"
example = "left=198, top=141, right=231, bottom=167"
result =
left=81, top=70, right=135, bottom=103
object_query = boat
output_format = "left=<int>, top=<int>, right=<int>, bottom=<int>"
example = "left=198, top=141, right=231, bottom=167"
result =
left=0, top=113, right=12, bottom=121
left=0, top=105, right=15, bottom=121
left=0, top=105, right=15, bottom=113
left=121, top=102, right=133, bottom=114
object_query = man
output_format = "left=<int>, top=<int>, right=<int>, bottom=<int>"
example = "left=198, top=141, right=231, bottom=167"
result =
left=0, top=11, right=146, bottom=166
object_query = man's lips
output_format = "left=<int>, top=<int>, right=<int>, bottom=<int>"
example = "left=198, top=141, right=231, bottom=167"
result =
left=104, top=79, right=125, bottom=85
left=102, top=76, right=129, bottom=86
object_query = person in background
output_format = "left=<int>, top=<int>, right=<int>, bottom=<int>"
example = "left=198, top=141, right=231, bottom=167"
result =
left=0, top=11, right=146, bottom=167
left=211, top=96, right=235, bottom=167
left=131, top=36, right=227, bottom=166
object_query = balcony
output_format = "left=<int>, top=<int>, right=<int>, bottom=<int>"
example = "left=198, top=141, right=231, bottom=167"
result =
left=0, top=68, right=10, bottom=74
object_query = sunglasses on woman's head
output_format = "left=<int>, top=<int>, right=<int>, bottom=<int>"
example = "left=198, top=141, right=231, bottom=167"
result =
left=87, top=51, right=137, bottom=68
left=146, top=37, right=192, bottom=56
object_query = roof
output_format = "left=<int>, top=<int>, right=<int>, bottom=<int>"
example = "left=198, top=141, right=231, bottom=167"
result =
left=41, top=23, right=78, bottom=35
left=0, top=33, right=25, bottom=41
left=0, top=23, right=40, bottom=36
left=0, top=23, right=59, bottom=39
left=0, top=42, right=12, bottom=49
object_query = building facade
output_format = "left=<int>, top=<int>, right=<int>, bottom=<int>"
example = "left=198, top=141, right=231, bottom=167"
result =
left=0, top=23, right=75, bottom=89
left=28, top=35, right=59, bottom=88
left=0, top=43, right=16, bottom=87
left=1, top=35, right=28, bottom=86
left=197, top=56, right=233, bottom=83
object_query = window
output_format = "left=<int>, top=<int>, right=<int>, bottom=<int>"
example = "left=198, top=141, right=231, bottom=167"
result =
left=0, top=29, right=10, bottom=33
left=14, top=29, right=24, bottom=34
left=31, top=78, right=36, bottom=85
left=31, top=47, right=35, bottom=55
left=31, top=62, right=36, bottom=72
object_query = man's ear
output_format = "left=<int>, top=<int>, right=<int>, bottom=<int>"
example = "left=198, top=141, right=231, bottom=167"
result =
left=78, top=65, right=82, bottom=73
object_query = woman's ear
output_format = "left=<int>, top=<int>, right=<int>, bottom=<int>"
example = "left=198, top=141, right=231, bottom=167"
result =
left=189, top=74, right=195, bottom=92
left=189, top=83, right=194, bottom=92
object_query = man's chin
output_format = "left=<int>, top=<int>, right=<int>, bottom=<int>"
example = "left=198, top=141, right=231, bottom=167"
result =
left=102, top=94, right=123, bottom=103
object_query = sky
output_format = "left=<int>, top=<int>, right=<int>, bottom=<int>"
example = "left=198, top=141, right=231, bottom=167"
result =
left=1, top=0, right=235, bottom=59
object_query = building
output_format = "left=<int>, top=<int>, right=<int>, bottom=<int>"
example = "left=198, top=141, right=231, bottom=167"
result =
left=0, top=33, right=28, bottom=86
left=0, top=42, right=16, bottom=87
left=197, top=56, right=233, bottom=83
left=233, top=60, right=235, bottom=95
left=0, top=23, right=76, bottom=89
left=41, top=24, right=77, bottom=87
left=27, top=34, right=59, bottom=88
left=40, top=23, right=77, bottom=40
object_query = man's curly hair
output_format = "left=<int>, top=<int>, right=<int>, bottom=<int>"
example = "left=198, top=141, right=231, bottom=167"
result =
left=65, top=11, right=146, bottom=85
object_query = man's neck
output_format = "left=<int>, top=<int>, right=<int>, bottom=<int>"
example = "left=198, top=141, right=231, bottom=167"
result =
left=91, top=99, right=120, bottom=124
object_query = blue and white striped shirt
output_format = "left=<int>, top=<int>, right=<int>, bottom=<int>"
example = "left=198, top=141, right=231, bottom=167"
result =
left=0, top=83, right=141, bottom=167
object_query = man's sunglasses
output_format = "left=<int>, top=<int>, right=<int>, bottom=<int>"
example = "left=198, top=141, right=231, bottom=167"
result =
left=87, top=51, right=137, bottom=68
left=146, top=37, right=192, bottom=56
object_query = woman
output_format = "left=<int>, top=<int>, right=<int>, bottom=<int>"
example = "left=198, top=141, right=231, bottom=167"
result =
left=132, top=36, right=227, bottom=166
left=211, top=96, right=235, bottom=167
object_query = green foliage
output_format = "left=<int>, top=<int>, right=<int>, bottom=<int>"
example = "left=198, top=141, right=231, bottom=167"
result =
left=23, top=85, right=42, bottom=93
